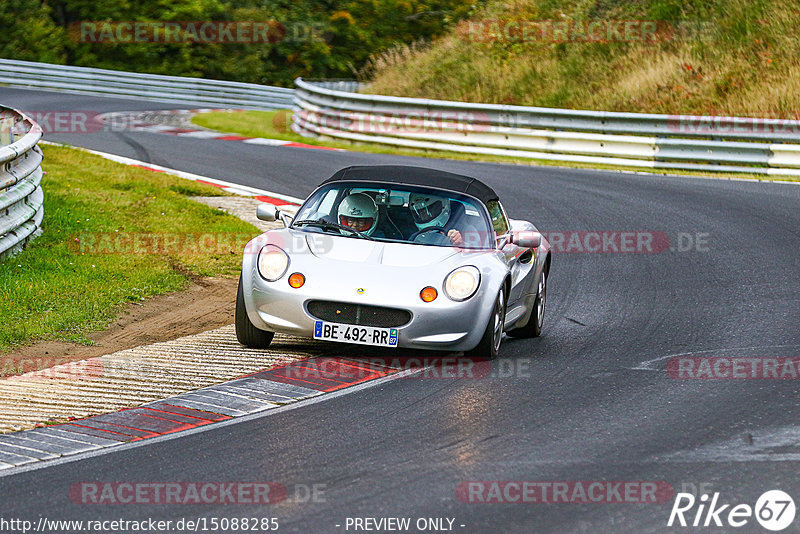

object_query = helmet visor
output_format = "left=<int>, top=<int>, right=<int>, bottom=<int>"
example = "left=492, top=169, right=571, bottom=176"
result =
left=339, top=215, right=374, bottom=232
left=409, top=198, right=444, bottom=224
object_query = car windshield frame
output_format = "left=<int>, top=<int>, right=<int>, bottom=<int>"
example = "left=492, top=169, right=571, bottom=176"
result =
left=291, top=181, right=497, bottom=250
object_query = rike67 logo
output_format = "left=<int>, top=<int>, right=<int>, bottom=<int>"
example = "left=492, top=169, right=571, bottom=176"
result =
left=668, top=490, right=796, bottom=531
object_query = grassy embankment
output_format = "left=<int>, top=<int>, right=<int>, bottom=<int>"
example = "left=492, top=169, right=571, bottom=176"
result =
left=0, top=145, right=259, bottom=353
left=365, top=0, right=800, bottom=116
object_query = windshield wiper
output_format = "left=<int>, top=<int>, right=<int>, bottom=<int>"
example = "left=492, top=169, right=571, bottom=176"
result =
left=293, top=219, right=376, bottom=241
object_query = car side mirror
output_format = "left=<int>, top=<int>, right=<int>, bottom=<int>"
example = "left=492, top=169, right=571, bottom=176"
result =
left=256, top=204, right=279, bottom=222
left=279, top=212, right=294, bottom=227
left=511, top=231, right=541, bottom=248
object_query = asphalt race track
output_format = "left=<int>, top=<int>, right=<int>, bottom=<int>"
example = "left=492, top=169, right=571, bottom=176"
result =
left=2, top=87, right=800, bottom=533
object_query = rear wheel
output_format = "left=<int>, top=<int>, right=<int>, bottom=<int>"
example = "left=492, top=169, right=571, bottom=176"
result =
left=235, top=274, right=275, bottom=349
left=465, top=288, right=505, bottom=360
left=507, top=270, right=546, bottom=338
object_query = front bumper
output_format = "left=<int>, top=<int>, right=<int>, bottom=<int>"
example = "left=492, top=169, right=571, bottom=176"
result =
left=241, top=266, right=500, bottom=353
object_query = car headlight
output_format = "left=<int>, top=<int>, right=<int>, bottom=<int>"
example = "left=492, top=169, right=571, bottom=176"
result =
left=444, top=266, right=480, bottom=301
left=258, top=245, right=289, bottom=281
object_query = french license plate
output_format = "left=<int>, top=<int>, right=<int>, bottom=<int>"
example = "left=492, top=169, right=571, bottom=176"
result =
left=313, top=321, right=398, bottom=347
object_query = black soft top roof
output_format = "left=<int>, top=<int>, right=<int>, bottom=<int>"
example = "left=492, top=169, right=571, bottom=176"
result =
left=321, top=165, right=499, bottom=204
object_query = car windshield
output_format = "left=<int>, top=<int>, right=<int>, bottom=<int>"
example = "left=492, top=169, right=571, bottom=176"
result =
left=292, top=182, right=495, bottom=249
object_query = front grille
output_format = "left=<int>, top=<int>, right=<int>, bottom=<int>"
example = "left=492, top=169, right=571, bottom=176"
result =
left=307, top=300, right=412, bottom=328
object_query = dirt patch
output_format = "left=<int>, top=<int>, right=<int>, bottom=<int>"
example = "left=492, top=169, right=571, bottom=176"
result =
left=2, top=276, right=238, bottom=377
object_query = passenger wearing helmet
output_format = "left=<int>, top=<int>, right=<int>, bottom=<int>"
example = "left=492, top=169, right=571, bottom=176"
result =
left=408, top=192, right=476, bottom=246
left=337, top=192, right=382, bottom=237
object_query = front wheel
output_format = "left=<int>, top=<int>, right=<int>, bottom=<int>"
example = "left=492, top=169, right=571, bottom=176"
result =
left=507, top=270, right=546, bottom=338
left=235, top=274, right=275, bottom=349
left=465, top=288, right=505, bottom=360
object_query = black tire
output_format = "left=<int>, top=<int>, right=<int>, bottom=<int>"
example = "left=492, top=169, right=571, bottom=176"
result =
left=235, top=274, right=275, bottom=349
left=465, top=288, right=505, bottom=360
left=507, top=270, right=546, bottom=338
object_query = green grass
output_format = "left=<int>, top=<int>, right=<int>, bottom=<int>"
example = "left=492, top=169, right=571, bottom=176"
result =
left=365, top=0, right=800, bottom=118
left=0, top=145, right=260, bottom=353
left=192, top=109, right=799, bottom=183
left=191, top=109, right=456, bottom=155
left=192, top=110, right=303, bottom=143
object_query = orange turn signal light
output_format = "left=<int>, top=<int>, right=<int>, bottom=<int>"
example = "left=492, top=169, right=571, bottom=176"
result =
left=420, top=286, right=438, bottom=303
left=288, top=273, right=305, bottom=288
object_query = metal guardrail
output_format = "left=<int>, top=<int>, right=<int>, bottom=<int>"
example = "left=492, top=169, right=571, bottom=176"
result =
left=0, top=107, right=43, bottom=259
left=301, top=79, right=364, bottom=93
left=293, top=78, right=800, bottom=176
left=0, top=59, right=294, bottom=110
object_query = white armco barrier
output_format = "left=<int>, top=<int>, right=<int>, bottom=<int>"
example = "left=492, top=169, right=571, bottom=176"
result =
left=293, top=78, right=800, bottom=176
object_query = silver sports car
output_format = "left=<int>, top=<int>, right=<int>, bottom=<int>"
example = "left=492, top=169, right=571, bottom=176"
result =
left=236, top=165, right=551, bottom=359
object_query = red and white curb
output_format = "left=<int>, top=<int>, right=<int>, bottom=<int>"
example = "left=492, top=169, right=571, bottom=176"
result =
left=0, top=357, right=402, bottom=470
left=99, top=109, right=343, bottom=152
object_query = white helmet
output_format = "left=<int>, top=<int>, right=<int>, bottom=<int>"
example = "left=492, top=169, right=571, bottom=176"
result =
left=337, top=193, right=379, bottom=236
left=409, top=192, right=450, bottom=229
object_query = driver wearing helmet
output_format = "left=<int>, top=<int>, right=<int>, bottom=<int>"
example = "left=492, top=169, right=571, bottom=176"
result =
left=337, top=192, right=382, bottom=237
left=408, top=192, right=475, bottom=246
